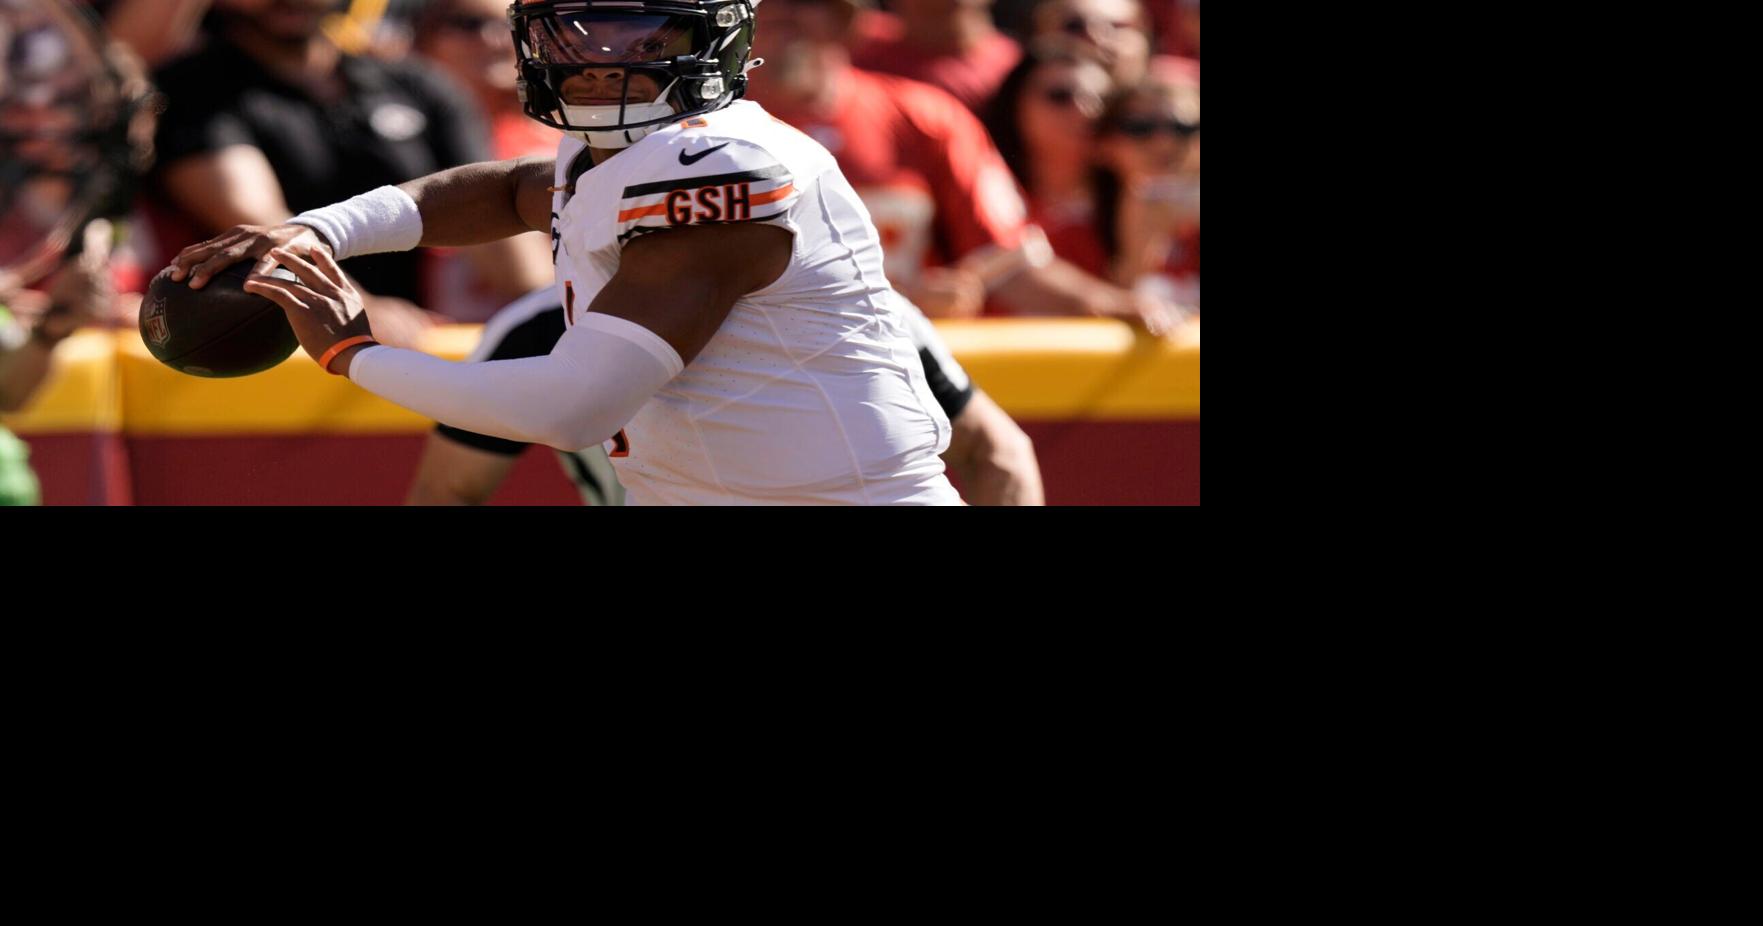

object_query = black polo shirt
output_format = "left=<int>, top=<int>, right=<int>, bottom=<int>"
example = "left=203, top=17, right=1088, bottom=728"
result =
left=151, top=39, right=492, bottom=305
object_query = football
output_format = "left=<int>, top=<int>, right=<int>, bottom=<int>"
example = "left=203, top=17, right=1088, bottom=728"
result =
left=139, top=262, right=301, bottom=378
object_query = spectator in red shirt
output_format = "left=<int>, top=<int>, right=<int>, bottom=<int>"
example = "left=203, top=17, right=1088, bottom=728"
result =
left=850, top=0, right=1022, bottom=115
left=1163, top=0, right=1199, bottom=61
left=1095, top=66, right=1199, bottom=307
left=748, top=0, right=1177, bottom=333
left=983, top=47, right=1110, bottom=273
left=986, top=47, right=1197, bottom=308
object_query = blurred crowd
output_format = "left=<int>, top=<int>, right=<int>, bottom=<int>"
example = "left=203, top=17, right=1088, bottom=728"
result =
left=5, top=0, right=1196, bottom=341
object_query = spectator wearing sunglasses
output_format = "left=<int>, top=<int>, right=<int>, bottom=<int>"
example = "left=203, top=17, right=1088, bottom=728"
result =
left=1095, top=68, right=1198, bottom=306
left=750, top=0, right=1178, bottom=333
left=985, top=47, right=1195, bottom=310
left=410, top=0, right=555, bottom=321
left=983, top=49, right=1107, bottom=272
left=849, top=0, right=1021, bottom=114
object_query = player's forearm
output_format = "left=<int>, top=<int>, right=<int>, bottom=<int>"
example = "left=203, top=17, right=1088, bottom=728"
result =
left=346, top=313, right=682, bottom=452
left=397, top=157, right=554, bottom=247
left=349, top=349, right=594, bottom=449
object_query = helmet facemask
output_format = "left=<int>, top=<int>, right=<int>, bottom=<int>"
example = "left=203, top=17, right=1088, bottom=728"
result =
left=509, top=0, right=756, bottom=148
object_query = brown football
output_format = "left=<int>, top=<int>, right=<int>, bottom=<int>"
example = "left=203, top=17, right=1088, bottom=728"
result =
left=140, top=263, right=300, bottom=378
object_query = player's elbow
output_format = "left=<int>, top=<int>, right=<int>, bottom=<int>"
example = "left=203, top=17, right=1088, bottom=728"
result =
left=530, top=406, right=625, bottom=455
left=517, top=321, right=676, bottom=451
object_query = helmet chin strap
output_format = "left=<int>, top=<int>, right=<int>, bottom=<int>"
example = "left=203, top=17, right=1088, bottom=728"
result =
left=561, top=76, right=683, bottom=148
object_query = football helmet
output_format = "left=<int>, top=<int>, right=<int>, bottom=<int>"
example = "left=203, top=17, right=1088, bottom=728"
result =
left=508, top=0, right=759, bottom=148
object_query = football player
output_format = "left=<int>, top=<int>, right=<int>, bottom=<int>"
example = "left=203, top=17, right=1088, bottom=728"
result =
left=171, top=0, right=966, bottom=505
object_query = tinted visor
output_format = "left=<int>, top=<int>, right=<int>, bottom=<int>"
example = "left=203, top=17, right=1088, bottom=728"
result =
left=525, top=12, right=702, bottom=66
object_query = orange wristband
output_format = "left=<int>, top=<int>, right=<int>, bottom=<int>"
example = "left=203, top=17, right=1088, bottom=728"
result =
left=319, top=335, right=378, bottom=375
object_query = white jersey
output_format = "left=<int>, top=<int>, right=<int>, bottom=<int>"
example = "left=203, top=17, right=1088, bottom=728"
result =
left=549, top=100, right=958, bottom=505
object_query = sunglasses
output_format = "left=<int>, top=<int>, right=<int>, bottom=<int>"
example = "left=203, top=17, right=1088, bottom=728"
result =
left=1039, top=86, right=1101, bottom=111
left=1061, top=16, right=1140, bottom=36
left=1114, top=118, right=1199, bottom=138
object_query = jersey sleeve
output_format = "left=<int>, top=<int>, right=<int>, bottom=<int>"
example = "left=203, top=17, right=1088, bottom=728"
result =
left=613, top=137, right=800, bottom=245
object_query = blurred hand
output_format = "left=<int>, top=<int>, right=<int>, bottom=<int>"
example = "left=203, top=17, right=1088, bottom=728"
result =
left=37, top=220, right=118, bottom=340
left=1081, top=283, right=1181, bottom=338
left=903, top=266, right=986, bottom=319
left=169, top=222, right=328, bottom=289
left=1127, top=290, right=1181, bottom=338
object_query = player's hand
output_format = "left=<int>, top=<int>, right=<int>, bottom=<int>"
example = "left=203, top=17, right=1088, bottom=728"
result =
left=242, top=244, right=370, bottom=368
left=169, top=223, right=328, bottom=290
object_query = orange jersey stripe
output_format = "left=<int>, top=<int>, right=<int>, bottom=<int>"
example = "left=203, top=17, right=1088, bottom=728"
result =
left=749, top=183, right=794, bottom=206
left=617, top=202, right=669, bottom=222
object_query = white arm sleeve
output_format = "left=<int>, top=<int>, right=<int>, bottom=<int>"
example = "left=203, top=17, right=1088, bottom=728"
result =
left=287, top=185, right=424, bottom=260
left=349, top=313, right=683, bottom=451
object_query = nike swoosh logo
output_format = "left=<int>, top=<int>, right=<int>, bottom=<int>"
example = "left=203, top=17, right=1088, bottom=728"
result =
left=679, top=143, right=730, bottom=166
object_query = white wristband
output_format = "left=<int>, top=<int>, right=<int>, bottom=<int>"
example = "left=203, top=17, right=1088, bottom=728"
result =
left=287, top=185, right=423, bottom=261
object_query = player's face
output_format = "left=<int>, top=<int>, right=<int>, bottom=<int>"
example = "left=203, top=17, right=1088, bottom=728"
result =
left=527, top=11, right=698, bottom=106
left=526, top=13, right=696, bottom=65
left=557, top=67, right=666, bottom=105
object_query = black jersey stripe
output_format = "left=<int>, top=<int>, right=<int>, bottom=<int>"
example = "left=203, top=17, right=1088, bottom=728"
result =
left=621, top=165, right=789, bottom=199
